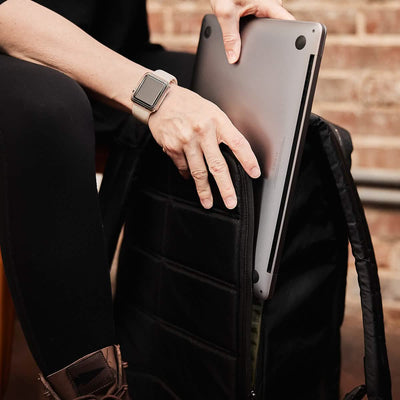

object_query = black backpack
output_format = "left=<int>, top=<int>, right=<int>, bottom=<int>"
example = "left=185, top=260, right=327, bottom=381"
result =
left=99, top=114, right=391, bottom=400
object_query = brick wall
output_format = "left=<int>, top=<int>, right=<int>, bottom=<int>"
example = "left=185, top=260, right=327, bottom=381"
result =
left=147, top=0, right=400, bottom=312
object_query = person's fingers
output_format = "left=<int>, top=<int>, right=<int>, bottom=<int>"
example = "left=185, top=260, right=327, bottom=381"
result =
left=201, top=136, right=237, bottom=209
left=164, top=147, right=191, bottom=179
left=259, top=2, right=295, bottom=20
left=214, top=5, right=241, bottom=63
left=185, top=144, right=214, bottom=209
left=218, top=121, right=261, bottom=179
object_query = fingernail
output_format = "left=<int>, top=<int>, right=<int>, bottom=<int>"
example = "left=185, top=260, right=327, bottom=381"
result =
left=202, top=199, right=213, bottom=209
left=250, top=166, right=261, bottom=178
left=225, top=196, right=237, bottom=209
left=227, top=50, right=236, bottom=64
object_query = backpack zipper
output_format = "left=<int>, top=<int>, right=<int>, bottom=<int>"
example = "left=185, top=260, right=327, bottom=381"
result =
left=236, top=160, right=255, bottom=399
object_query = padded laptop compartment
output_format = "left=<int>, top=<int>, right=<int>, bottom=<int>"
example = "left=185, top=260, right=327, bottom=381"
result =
left=114, top=116, right=352, bottom=399
left=115, top=140, right=255, bottom=399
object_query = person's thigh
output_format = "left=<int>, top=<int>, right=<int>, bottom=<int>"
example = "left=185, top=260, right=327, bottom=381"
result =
left=0, top=54, right=115, bottom=374
left=0, top=53, right=99, bottom=263
left=0, top=53, right=96, bottom=166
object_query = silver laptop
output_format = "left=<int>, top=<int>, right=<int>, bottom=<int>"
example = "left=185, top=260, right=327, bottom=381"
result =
left=192, top=15, right=326, bottom=300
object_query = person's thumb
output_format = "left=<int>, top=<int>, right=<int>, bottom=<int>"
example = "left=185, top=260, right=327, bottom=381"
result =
left=217, top=13, right=241, bottom=64
left=263, top=3, right=295, bottom=20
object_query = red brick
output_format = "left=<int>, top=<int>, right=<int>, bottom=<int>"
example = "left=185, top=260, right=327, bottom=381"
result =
left=314, top=109, right=400, bottom=137
left=172, top=11, right=205, bottom=35
left=163, top=42, right=198, bottom=54
left=148, top=11, right=165, bottom=35
left=314, top=76, right=359, bottom=102
left=294, top=9, right=356, bottom=34
left=378, top=273, right=400, bottom=304
left=322, top=44, right=400, bottom=70
left=361, top=73, right=400, bottom=106
left=365, top=9, right=400, bottom=34
left=383, top=306, right=400, bottom=327
left=365, top=208, right=400, bottom=239
left=352, top=146, right=400, bottom=169
left=369, top=236, right=394, bottom=269
left=389, top=241, right=400, bottom=271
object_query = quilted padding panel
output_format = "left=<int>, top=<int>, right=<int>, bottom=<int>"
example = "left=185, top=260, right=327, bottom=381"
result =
left=123, top=190, right=242, bottom=283
left=117, top=244, right=239, bottom=351
left=115, top=140, right=254, bottom=400
left=118, top=307, right=238, bottom=399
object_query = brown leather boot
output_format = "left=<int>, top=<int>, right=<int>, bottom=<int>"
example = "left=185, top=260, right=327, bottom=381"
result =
left=39, top=345, right=131, bottom=400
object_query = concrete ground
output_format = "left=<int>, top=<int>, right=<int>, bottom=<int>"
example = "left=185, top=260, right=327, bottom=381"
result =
left=4, top=298, right=399, bottom=400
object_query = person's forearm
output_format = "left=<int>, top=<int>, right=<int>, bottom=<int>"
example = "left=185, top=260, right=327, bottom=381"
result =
left=0, top=0, right=149, bottom=112
left=0, top=0, right=263, bottom=210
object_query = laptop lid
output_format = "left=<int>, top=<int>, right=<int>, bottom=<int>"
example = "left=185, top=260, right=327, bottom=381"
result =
left=192, top=14, right=326, bottom=300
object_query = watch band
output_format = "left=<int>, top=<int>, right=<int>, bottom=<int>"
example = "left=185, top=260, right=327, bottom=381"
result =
left=131, top=69, right=177, bottom=124
left=153, top=69, right=177, bottom=85
left=131, top=101, right=155, bottom=125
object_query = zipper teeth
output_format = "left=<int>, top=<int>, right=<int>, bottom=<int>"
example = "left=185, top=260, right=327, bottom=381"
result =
left=237, top=163, right=254, bottom=399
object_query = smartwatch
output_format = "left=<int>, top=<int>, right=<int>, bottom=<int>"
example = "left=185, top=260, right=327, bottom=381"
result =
left=131, top=69, right=177, bottom=124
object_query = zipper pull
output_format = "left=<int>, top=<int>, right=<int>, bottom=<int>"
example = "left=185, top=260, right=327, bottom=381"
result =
left=249, top=389, right=256, bottom=399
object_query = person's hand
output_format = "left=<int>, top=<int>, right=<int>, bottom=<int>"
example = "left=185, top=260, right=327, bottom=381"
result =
left=210, top=0, right=295, bottom=63
left=148, top=84, right=261, bottom=210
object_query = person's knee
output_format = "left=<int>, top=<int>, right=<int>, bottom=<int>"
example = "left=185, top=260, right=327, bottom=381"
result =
left=23, top=66, right=94, bottom=153
left=0, top=57, right=94, bottom=158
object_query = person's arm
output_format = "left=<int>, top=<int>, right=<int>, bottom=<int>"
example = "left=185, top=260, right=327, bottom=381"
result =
left=0, top=0, right=147, bottom=112
left=211, top=0, right=295, bottom=63
left=0, top=0, right=261, bottom=210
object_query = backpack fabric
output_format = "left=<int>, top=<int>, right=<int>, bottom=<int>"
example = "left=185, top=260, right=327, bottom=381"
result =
left=102, top=115, right=390, bottom=399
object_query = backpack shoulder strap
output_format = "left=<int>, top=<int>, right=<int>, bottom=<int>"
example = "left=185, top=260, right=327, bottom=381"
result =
left=311, top=114, right=392, bottom=400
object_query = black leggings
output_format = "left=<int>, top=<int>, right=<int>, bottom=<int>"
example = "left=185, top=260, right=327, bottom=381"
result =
left=0, top=49, right=194, bottom=376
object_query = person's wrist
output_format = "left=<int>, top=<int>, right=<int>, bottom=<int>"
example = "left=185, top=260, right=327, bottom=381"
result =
left=131, top=70, right=177, bottom=125
left=148, top=81, right=179, bottom=124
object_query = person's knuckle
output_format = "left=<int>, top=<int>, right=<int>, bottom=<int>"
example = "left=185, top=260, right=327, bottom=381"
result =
left=222, top=32, right=238, bottom=45
left=209, top=158, right=228, bottom=175
left=230, top=134, right=246, bottom=151
left=208, top=111, right=221, bottom=128
left=192, top=121, right=209, bottom=137
left=169, top=120, right=191, bottom=145
left=178, top=131, right=193, bottom=146
left=177, top=165, right=189, bottom=173
left=214, top=3, right=235, bottom=19
left=163, top=144, right=178, bottom=156
left=225, top=185, right=235, bottom=195
left=197, top=188, right=210, bottom=198
left=191, top=169, right=209, bottom=181
left=163, top=136, right=181, bottom=154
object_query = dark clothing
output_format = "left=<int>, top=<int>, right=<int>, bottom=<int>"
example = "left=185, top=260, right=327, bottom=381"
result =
left=0, top=46, right=195, bottom=375
left=0, top=54, right=117, bottom=375
left=0, top=0, right=151, bottom=57
left=0, top=0, right=196, bottom=378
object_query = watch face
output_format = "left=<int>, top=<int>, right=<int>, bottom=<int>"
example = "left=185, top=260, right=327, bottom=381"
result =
left=132, top=74, right=167, bottom=110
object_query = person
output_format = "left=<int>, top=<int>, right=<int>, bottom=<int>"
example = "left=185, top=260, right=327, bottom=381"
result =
left=0, top=0, right=293, bottom=398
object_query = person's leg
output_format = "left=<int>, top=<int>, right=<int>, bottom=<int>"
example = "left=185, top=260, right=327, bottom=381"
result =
left=0, top=54, right=116, bottom=376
